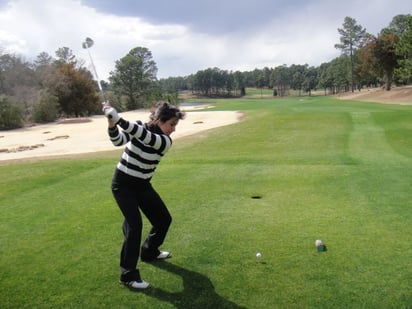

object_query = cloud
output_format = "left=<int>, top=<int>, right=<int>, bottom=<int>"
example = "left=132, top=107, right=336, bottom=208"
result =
left=0, top=0, right=411, bottom=80
left=81, top=0, right=306, bottom=34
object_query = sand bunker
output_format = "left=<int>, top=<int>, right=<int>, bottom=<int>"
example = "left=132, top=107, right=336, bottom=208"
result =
left=0, top=109, right=241, bottom=162
left=337, top=86, right=412, bottom=105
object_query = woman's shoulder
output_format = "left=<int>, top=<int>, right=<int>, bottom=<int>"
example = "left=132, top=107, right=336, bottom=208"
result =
left=146, top=122, right=164, bottom=135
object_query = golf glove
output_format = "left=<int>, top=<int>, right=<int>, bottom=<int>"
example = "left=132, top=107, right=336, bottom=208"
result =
left=103, top=106, right=120, bottom=123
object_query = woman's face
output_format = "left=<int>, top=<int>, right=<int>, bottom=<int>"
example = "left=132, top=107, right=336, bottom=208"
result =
left=158, top=117, right=179, bottom=136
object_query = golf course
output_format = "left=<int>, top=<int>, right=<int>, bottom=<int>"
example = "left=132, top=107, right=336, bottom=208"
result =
left=0, top=92, right=411, bottom=308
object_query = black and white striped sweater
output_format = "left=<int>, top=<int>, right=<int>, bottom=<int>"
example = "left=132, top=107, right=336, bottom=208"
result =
left=108, top=118, right=172, bottom=180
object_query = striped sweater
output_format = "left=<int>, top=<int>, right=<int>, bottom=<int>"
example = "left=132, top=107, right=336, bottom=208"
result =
left=108, top=118, right=172, bottom=180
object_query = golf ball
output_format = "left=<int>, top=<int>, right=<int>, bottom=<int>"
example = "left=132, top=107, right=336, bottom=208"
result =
left=256, top=252, right=262, bottom=258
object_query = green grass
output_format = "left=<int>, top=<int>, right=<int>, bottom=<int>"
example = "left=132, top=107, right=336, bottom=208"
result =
left=1, top=96, right=411, bottom=308
left=245, top=87, right=274, bottom=96
left=245, top=87, right=303, bottom=97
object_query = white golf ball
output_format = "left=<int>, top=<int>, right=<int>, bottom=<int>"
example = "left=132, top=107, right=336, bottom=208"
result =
left=256, top=252, right=262, bottom=258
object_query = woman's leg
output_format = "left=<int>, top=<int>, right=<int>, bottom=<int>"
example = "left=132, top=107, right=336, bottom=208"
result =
left=112, top=184, right=143, bottom=272
left=138, top=185, right=172, bottom=260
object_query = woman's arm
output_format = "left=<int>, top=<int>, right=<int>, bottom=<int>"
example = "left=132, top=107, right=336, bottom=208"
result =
left=117, top=118, right=172, bottom=152
left=104, top=105, right=171, bottom=152
left=104, top=103, right=130, bottom=147
left=107, top=118, right=131, bottom=147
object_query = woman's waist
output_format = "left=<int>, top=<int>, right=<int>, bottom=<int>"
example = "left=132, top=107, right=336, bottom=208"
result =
left=112, top=168, right=152, bottom=186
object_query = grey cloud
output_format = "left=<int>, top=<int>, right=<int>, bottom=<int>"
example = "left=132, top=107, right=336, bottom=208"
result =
left=81, top=0, right=309, bottom=33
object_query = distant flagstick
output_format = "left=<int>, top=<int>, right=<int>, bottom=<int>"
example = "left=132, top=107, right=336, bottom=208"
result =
left=82, top=37, right=107, bottom=102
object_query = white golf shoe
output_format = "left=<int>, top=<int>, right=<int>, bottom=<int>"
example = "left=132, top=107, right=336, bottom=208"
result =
left=119, top=269, right=149, bottom=290
left=120, top=279, right=150, bottom=290
left=156, top=251, right=171, bottom=260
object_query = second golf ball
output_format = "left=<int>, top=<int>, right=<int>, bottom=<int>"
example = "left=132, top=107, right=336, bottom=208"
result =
left=256, top=252, right=262, bottom=258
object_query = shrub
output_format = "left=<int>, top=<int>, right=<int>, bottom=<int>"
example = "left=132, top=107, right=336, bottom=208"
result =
left=0, top=96, right=24, bottom=129
left=32, top=90, right=60, bottom=123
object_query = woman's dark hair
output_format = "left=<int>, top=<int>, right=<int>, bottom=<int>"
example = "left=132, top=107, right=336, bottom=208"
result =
left=149, top=101, right=186, bottom=124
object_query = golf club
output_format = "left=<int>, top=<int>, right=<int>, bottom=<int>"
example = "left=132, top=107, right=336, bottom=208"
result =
left=82, top=37, right=107, bottom=102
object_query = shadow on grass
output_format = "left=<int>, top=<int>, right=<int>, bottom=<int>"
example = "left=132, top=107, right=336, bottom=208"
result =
left=143, top=261, right=247, bottom=309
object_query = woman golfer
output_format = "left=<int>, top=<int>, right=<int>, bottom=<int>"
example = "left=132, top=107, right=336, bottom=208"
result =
left=103, top=101, right=185, bottom=290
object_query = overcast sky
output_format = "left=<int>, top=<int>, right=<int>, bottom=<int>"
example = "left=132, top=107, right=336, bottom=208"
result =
left=0, top=0, right=411, bottom=80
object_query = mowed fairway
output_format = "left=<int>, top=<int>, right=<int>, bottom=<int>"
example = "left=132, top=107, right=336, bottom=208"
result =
left=0, top=96, right=411, bottom=308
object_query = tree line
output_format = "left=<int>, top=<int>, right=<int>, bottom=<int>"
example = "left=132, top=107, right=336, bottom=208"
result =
left=160, top=14, right=412, bottom=97
left=0, top=45, right=163, bottom=129
left=1, top=14, right=411, bottom=130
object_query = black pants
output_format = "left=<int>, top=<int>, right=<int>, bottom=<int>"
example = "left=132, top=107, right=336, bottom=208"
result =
left=111, top=170, right=172, bottom=273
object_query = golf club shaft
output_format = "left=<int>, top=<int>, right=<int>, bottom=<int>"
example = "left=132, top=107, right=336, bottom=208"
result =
left=86, top=47, right=107, bottom=102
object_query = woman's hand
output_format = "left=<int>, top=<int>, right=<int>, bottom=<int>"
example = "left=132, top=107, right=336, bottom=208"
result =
left=102, top=101, right=120, bottom=124
left=102, top=102, right=118, bottom=128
